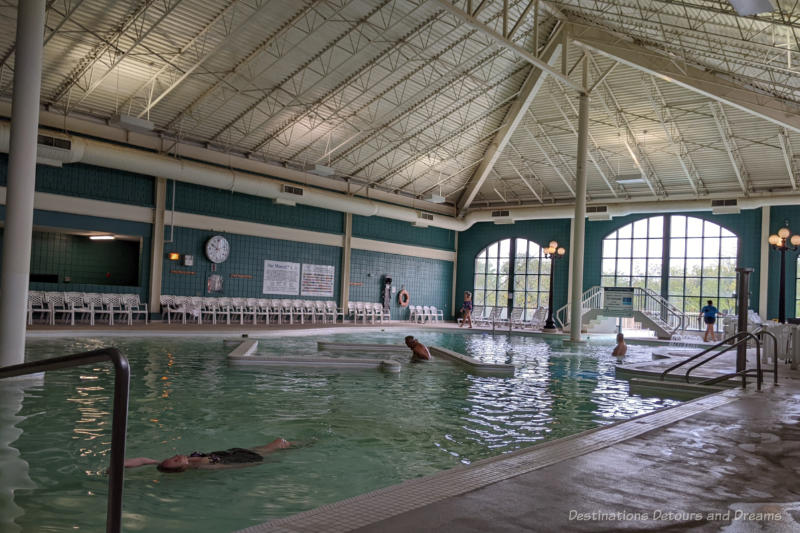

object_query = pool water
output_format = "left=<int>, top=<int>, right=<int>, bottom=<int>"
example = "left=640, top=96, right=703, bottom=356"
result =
left=6, top=331, right=676, bottom=532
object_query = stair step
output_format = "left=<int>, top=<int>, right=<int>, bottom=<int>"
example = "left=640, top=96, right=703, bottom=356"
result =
left=629, top=377, right=728, bottom=400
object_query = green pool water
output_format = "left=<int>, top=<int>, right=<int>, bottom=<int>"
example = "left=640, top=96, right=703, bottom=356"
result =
left=4, top=330, right=677, bottom=532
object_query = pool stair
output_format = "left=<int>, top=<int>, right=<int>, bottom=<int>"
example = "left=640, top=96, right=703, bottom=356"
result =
left=628, top=378, right=729, bottom=400
left=318, top=342, right=515, bottom=376
left=227, top=340, right=401, bottom=373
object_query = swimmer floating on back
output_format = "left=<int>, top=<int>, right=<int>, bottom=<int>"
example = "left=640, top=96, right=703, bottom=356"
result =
left=124, top=437, right=293, bottom=472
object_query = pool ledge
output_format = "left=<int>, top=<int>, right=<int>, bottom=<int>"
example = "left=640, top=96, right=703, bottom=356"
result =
left=236, top=389, right=743, bottom=533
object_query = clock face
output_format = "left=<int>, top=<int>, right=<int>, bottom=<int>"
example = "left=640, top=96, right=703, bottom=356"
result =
left=205, top=235, right=230, bottom=263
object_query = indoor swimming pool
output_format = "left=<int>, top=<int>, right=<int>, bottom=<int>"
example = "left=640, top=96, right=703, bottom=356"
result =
left=5, top=330, right=678, bottom=532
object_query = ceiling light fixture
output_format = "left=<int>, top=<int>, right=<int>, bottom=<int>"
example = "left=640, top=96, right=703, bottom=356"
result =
left=90, top=235, right=115, bottom=241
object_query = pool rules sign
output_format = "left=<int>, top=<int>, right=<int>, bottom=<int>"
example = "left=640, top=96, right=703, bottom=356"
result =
left=263, top=260, right=300, bottom=295
left=603, top=287, right=634, bottom=317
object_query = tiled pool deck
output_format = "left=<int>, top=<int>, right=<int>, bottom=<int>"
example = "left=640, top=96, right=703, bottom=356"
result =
left=26, top=322, right=800, bottom=531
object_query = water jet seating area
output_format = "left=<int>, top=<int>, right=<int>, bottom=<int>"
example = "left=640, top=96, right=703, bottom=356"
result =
left=225, top=340, right=515, bottom=376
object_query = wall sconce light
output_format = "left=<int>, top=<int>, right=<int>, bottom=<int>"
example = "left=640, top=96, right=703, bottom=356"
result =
left=168, top=252, right=180, bottom=261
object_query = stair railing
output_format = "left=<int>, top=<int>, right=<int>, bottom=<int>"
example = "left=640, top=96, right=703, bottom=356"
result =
left=555, top=286, right=603, bottom=328
left=634, top=287, right=684, bottom=334
left=659, top=331, right=764, bottom=390
left=0, top=348, right=129, bottom=533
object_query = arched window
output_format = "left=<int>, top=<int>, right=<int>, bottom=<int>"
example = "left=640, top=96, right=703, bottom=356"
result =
left=474, top=238, right=549, bottom=317
left=601, top=215, right=738, bottom=316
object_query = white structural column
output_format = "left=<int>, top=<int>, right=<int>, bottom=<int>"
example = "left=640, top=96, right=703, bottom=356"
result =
left=340, top=213, right=353, bottom=313
left=451, top=232, right=459, bottom=318
left=569, top=77, right=589, bottom=342
left=759, top=207, right=770, bottom=321
left=0, top=0, right=46, bottom=367
left=148, top=178, right=167, bottom=316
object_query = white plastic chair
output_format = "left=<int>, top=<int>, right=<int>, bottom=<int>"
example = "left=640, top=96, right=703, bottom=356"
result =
left=429, top=306, right=444, bottom=322
left=280, top=299, right=294, bottom=324
left=84, top=293, right=112, bottom=326
left=326, top=301, right=340, bottom=323
left=27, top=291, right=52, bottom=325
left=314, top=301, right=327, bottom=323
left=104, top=294, right=131, bottom=326
left=123, top=294, right=149, bottom=324
left=46, top=292, right=75, bottom=326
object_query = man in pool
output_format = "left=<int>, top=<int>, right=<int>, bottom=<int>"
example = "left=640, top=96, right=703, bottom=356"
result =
left=124, top=437, right=292, bottom=472
left=612, top=333, right=627, bottom=357
left=405, top=335, right=431, bottom=362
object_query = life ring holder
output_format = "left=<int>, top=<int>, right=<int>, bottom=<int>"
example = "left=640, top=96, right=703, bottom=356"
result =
left=397, top=289, right=410, bottom=307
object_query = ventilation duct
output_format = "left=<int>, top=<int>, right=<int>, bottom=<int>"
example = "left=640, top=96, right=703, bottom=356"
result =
left=587, top=205, right=612, bottom=220
left=711, top=199, right=740, bottom=215
left=2, top=123, right=800, bottom=232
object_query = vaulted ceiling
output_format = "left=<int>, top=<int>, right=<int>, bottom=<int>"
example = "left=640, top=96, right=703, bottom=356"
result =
left=1, top=0, right=798, bottom=215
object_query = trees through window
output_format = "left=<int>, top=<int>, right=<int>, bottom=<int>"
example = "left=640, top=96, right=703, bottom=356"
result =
left=474, top=238, right=549, bottom=319
left=601, top=215, right=738, bottom=315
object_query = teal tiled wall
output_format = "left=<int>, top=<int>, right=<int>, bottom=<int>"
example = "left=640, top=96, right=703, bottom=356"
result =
left=353, top=214, right=456, bottom=251
left=768, top=205, right=800, bottom=319
left=349, top=249, right=453, bottom=320
left=167, top=181, right=344, bottom=235
left=0, top=209, right=152, bottom=298
left=162, top=227, right=341, bottom=300
left=455, top=219, right=572, bottom=316
left=583, top=209, right=763, bottom=308
left=0, top=154, right=155, bottom=207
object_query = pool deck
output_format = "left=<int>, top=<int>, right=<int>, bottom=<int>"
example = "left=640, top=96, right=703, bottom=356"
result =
left=26, top=321, right=800, bottom=531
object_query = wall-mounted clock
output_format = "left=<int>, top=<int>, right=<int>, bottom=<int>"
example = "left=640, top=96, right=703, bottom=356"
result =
left=205, top=235, right=230, bottom=264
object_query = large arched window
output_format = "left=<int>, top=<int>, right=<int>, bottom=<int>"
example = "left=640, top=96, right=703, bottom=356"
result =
left=602, top=216, right=738, bottom=315
left=474, top=238, right=549, bottom=317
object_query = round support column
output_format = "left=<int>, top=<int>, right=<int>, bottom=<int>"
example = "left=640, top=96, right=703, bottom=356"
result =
left=569, top=91, right=589, bottom=342
left=0, top=0, right=46, bottom=366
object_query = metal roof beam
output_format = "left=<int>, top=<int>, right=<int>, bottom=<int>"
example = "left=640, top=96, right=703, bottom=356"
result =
left=778, top=128, right=799, bottom=191
left=644, top=76, right=705, bottom=196
left=569, top=22, right=800, bottom=134
left=432, top=0, right=583, bottom=93
left=708, top=101, right=750, bottom=194
left=127, top=0, right=271, bottom=120
left=456, top=23, right=562, bottom=215
left=521, top=122, right=575, bottom=196
left=546, top=81, right=618, bottom=198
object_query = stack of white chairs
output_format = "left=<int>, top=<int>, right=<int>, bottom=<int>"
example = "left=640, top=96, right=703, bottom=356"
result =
left=326, top=301, right=341, bottom=323
left=527, top=307, right=547, bottom=330
left=408, top=305, right=422, bottom=323
left=123, top=293, right=149, bottom=324
left=84, top=292, right=112, bottom=326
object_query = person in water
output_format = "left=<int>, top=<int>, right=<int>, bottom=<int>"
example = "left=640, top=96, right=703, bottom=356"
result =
left=405, top=335, right=431, bottom=362
left=124, top=437, right=292, bottom=472
left=612, top=332, right=627, bottom=357
left=459, top=291, right=473, bottom=328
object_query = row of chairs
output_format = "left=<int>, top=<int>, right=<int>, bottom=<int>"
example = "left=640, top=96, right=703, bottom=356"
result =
left=408, top=305, right=444, bottom=323
left=467, top=306, right=547, bottom=329
left=344, top=301, right=390, bottom=324
left=159, top=296, right=343, bottom=325
left=27, top=291, right=148, bottom=326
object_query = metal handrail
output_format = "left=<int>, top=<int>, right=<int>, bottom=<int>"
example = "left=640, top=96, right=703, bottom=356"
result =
left=0, top=348, right=129, bottom=533
left=755, top=328, right=779, bottom=385
left=659, top=331, right=762, bottom=390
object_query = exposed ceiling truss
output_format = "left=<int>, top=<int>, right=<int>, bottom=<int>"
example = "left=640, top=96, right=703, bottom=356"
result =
left=0, top=0, right=797, bottom=215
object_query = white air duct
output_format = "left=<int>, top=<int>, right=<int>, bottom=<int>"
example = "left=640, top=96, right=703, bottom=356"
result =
left=1, top=122, right=800, bottom=232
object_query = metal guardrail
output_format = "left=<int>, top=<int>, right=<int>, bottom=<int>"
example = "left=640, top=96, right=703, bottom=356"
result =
left=659, top=332, right=764, bottom=390
left=0, top=348, right=130, bottom=533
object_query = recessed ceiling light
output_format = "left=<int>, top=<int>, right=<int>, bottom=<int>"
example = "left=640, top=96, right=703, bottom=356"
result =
left=89, top=235, right=115, bottom=240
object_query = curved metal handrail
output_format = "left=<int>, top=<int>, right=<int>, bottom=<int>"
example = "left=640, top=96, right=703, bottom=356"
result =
left=684, top=332, right=761, bottom=389
left=0, top=348, right=129, bottom=533
left=660, top=331, right=762, bottom=390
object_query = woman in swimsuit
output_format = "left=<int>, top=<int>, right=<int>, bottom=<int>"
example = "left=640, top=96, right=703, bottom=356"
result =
left=124, top=437, right=292, bottom=472
left=459, top=291, right=473, bottom=328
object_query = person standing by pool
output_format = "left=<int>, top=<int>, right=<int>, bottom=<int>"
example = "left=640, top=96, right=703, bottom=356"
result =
left=124, top=437, right=293, bottom=472
left=459, top=290, right=473, bottom=328
left=405, top=335, right=431, bottom=362
left=700, top=300, right=719, bottom=342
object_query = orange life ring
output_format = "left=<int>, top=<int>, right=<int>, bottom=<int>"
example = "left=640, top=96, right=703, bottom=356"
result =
left=397, top=289, right=410, bottom=307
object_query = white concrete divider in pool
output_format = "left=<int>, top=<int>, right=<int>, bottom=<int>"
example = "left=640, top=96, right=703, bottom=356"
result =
left=318, top=342, right=515, bottom=376
left=226, top=340, right=401, bottom=373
